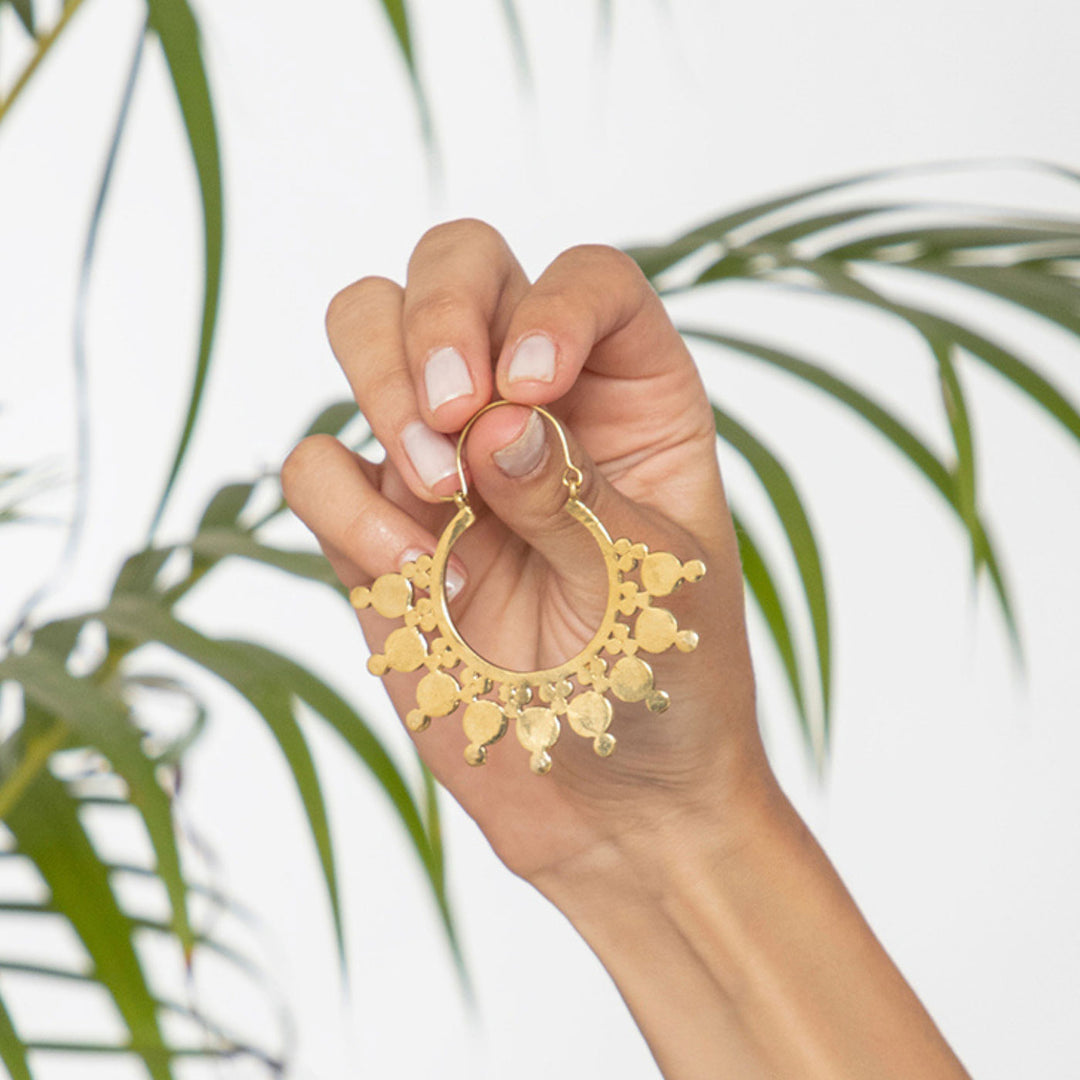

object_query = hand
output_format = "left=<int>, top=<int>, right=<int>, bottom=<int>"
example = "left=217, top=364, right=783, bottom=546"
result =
left=283, top=221, right=972, bottom=1080
left=282, top=219, right=771, bottom=885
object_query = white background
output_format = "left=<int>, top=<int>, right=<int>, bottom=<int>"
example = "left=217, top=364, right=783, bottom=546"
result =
left=2, top=0, right=1080, bottom=1077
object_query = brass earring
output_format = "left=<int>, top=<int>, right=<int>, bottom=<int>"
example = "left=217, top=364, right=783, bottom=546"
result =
left=350, top=401, right=706, bottom=775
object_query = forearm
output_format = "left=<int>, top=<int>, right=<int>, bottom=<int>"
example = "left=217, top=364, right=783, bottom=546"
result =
left=534, top=776, right=971, bottom=1080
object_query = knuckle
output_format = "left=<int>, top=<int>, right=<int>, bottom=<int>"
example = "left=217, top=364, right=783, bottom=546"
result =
left=515, top=288, right=582, bottom=332
left=281, top=434, right=339, bottom=502
left=325, top=275, right=399, bottom=346
left=406, top=285, right=467, bottom=328
left=412, top=217, right=505, bottom=263
left=363, top=366, right=403, bottom=415
left=563, top=243, right=643, bottom=283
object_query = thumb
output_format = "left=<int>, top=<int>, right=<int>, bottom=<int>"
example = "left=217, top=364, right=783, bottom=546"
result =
left=461, top=404, right=688, bottom=610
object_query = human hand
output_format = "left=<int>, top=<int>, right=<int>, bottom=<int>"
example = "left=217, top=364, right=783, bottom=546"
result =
left=282, top=220, right=772, bottom=886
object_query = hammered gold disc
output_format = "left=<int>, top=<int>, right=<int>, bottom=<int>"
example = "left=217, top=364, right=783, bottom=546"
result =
left=463, top=700, right=507, bottom=765
left=566, top=691, right=615, bottom=757
left=351, top=401, right=706, bottom=775
left=370, top=574, right=412, bottom=618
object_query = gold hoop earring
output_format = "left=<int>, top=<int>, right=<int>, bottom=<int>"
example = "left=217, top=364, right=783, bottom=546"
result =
left=350, top=402, right=706, bottom=775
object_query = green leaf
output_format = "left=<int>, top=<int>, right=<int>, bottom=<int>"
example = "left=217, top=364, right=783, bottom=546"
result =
left=30, top=616, right=86, bottom=662
left=144, top=2, right=223, bottom=540
left=302, top=400, right=360, bottom=439
left=711, top=404, right=831, bottom=750
left=97, top=596, right=345, bottom=966
left=4, top=767, right=172, bottom=1079
left=748, top=203, right=903, bottom=247
left=123, top=672, right=208, bottom=765
left=70, top=858, right=256, bottom=925
left=420, top=761, right=444, bottom=892
left=627, top=159, right=1080, bottom=280
left=626, top=165, right=948, bottom=279
left=55, top=21, right=149, bottom=641
left=681, top=328, right=956, bottom=499
left=681, top=328, right=1022, bottom=652
left=906, top=262, right=1080, bottom=336
left=933, top=342, right=978, bottom=554
left=0, top=651, right=194, bottom=959
left=916, top=308, right=1080, bottom=447
left=190, top=528, right=344, bottom=593
left=243, top=401, right=372, bottom=533
left=0, top=954, right=280, bottom=1068
left=0, top=714, right=67, bottom=819
left=498, top=0, right=531, bottom=89
left=8, top=0, right=34, bottom=36
left=112, top=547, right=173, bottom=597
left=762, top=257, right=1050, bottom=646
left=730, top=508, right=810, bottom=747
left=377, top=0, right=435, bottom=151
left=197, top=482, right=255, bottom=532
left=98, top=594, right=463, bottom=976
left=596, top=0, right=613, bottom=51
left=824, top=221, right=1080, bottom=261
left=0, top=987, right=32, bottom=1080
left=0, top=899, right=250, bottom=972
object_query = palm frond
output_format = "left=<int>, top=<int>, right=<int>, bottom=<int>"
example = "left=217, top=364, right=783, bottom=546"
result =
left=143, top=1, right=223, bottom=540
left=0, top=696, right=280, bottom=1077
left=628, top=162, right=1080, bottom=751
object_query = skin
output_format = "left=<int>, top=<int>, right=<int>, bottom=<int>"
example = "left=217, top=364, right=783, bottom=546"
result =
left=282, top=219, right=972, bottom=1079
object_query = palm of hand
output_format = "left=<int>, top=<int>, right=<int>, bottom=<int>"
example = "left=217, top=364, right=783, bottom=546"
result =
left=357, top=371, right=741, bottom=879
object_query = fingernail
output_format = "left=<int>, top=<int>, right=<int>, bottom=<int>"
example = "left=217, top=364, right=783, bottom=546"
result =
left=493, top=410, right=546, bottom=477
left=401, top=420, right=458, bottom=490
left=400, top=548, right=426, bottom=570
left=446, top=564, right=466, bottom=600
left=401, top=548, right=466, bottom=600
left=508, top=334, right=556, bottom=383
left=424, top=346, right=473, bottom=411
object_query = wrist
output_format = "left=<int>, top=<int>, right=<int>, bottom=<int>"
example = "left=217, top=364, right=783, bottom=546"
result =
left=523, top=749, right=784, bottom=1080
left=527, top=716, right=781, bottom=916
left=529, top=760, right=969, bottom=1080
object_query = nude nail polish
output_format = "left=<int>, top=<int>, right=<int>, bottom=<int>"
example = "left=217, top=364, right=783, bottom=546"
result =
left=401, top=420, right=457, bottom=489
left=424, top=346, right=473, bottom=411
left=508, top=334, right=556, bottom=383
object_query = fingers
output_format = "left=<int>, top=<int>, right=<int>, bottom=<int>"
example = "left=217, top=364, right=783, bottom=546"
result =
left=325, top=275, right=462, bottom=500
left=326, top=220, right=530, bottom=504
left=281, top=434, right=467, bottom=598
left=460, top=404, right=692, bottom=601
left=493, top=244, right=697, bottom=405
left=403, top=219, right=529, bottom=430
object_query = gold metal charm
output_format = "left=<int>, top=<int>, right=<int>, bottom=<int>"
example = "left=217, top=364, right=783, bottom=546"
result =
left=350, top=402, right=706, bottom=775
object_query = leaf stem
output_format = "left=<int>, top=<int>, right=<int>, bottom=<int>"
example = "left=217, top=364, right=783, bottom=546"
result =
left=0, top=0, right=89, bottom=127
left=0, top=719, right=68, bottom=819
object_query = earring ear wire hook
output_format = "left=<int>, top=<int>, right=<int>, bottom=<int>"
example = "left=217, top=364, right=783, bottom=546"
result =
left=441, top=401, right=581, bottom=507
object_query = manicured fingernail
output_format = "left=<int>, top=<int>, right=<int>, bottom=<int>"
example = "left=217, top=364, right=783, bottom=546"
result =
left=493, top=410, right=546, bottom=477
left=445, top=564, right=466, bottom=601
left=400, top=548, right=466, bottom=600
left=424, top=346, right=473, bottom=411
left=401, top=420, right=457, bottom=490
left=400, top=548, right=426, bottom=570
left=508, top=334, right=556, bottom=383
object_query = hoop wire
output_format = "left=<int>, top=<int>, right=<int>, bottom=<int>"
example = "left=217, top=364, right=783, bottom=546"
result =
left=443, top=401, right=582, bottom=505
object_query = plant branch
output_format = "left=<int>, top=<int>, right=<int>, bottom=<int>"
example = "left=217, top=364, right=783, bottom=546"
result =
left=0, top=0, right=89, bottom=126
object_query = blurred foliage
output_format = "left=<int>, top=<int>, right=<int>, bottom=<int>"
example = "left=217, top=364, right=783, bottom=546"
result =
left=2, top=0, right=1080, bottom=1076
left=627, top=162, right=1080, bottom=755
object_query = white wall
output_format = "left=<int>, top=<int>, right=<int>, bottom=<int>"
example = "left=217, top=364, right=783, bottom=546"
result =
left=2, top=0, right=1079, bottom=1077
